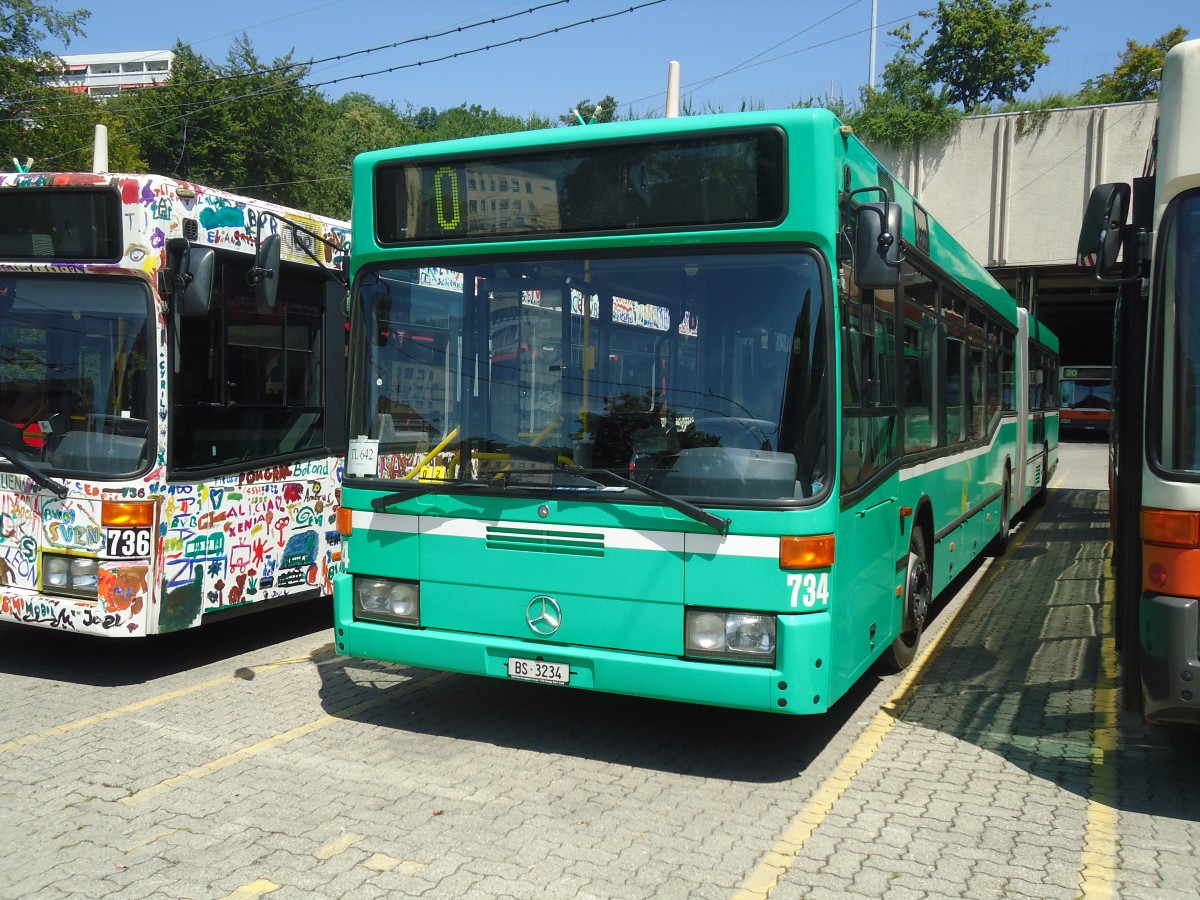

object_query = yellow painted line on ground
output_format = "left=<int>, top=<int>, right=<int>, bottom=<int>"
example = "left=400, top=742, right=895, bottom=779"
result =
left=363, top=854, right=429, bottom=875
left=315, top=832, right=364, bottom=860
left=1079, top=560, right=1120, bottom=899
left=221, top=879, right=280, bottom=898
left=121, top=672, right=447, bottom=806
left=734, top=506, right=1047, bottom=900
left=0, top=644, right=335, bottom=756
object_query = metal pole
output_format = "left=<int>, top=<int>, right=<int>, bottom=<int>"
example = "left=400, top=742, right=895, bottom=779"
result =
left=869, top=0, right=878, bottom=88
left=93, top=123, right=108, bottom=173
left=666, top=60, right=680, bottom=117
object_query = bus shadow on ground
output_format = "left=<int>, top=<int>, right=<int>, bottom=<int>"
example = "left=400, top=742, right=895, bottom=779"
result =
left=0, top=597, right=333, bottom=686
left=898, top=486, right=1200, bottom=824
left=315, top=645, right=888, bottom=784
left=310, top=527, right=1015, bottom=784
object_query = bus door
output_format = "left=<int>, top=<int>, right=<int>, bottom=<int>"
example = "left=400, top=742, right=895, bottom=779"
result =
left=1015, top=309, right=1031, bottom=503
left=838, top=284, right=900, bottom=680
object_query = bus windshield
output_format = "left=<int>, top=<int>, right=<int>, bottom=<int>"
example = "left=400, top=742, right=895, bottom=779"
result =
left=0, top=275, right=152, bottom=478
left=1060, top=375, right=1112, bottom=410
left=353, top=251, right=830, bottom=503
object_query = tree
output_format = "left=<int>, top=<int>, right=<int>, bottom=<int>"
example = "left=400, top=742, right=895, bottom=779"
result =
left=216, top=34, right=328, bottom=210
left=117, top=37, right=338, bottom=213
left=846, top=23, right=961, bottom=146
left=308, top=94, right=424, bottom=218
left=0, top=0, right=87, bottom=93
left=422, top=103, right=552, bottom=142
left=12, top=86, right=146, bottom=172
left=917, top=0, right=1063, bottom=111
left=116, top=43, right=231, bottom=184
left=0, top=0, right=88, bottom=166
left=1079, top=26, right=1189, bottom=103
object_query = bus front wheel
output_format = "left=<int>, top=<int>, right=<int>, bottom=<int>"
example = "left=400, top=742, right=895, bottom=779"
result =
left=986, top=469, right=1011, bottom=557
left=878, top=527, right=932, bottom=672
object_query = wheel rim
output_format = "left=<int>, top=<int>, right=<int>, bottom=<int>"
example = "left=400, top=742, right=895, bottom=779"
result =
left=901, top=549, right=931, bottom=646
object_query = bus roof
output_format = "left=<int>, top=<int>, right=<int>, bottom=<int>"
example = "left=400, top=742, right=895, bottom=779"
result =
left=0, top=171, right=348, bottom=267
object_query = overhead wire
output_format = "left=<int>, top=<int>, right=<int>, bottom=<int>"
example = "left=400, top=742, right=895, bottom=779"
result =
left=625, top=8, right=922, bottom=111
left=6, top=0, right=577, bottom=117
left=23, top=1, right=666, bottom=166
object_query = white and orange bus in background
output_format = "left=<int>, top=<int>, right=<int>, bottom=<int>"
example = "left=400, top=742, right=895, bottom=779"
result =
left=1079, top=38, right=1200, bottom=722
left=0, top=172, right=349, bottom=635
left=1058, top=365, right=1113, bottom=435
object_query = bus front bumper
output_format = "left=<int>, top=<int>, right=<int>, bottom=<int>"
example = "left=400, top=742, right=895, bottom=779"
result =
left=1140, top=593, right=1200, bottom=725
left=334, top=592, right=833, bottom=716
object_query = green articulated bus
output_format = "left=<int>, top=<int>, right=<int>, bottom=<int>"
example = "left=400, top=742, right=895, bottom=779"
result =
left=334, top=109, right=1059, bottom=715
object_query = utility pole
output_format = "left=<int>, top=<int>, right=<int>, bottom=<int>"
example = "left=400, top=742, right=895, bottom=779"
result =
left=869, top=0, right=878, bottom=88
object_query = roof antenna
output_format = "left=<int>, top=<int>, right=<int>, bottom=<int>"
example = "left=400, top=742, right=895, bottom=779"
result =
left=571, top=103, right=604, bottom=125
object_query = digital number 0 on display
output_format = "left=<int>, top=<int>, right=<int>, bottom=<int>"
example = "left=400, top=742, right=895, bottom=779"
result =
left=435, top=166, right=462, bottom=231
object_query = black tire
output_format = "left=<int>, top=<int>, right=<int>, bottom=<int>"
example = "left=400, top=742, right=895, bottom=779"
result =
left=986, top=470, right=1011, bottom=557
left=877, top=527, right=932, bottom=673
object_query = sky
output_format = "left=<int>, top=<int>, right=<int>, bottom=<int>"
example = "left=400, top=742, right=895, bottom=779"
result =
left=44, top=0, right=1197, bottom=120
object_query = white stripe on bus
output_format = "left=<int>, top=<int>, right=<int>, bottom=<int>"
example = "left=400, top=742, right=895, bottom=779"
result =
left=899, top=419, right=1021, bottom=481
left=351, top=510, right=781, bottom=558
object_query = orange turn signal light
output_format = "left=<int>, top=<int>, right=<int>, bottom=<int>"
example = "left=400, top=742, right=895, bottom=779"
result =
left=780, top=535, right=835, bottom=569
left=1141, top=507, right=1200, bottom=548
left=101, top=500, right=155, bottom=527
left=337, top=506, right=354, bottom=537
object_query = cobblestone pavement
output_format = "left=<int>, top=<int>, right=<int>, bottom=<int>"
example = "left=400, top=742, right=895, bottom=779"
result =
left=0, top=440, right=1196, bottom=899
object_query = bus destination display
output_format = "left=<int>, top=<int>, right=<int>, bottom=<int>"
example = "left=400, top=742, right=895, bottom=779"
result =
left=374, top=129, right=785, bottom=243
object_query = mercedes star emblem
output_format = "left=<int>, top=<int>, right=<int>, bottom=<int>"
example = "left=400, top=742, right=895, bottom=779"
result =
left=525, top=595, right=562, bottom=636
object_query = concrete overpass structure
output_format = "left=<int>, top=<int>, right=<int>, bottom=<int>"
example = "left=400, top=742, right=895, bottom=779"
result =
left=874, top=100, right=1158, bottom=365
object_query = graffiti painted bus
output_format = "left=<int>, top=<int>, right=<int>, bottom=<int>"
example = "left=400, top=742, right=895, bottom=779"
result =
left=334, top=110, right=1057, bottom=714
left=0, top=172, right=349, bottom=635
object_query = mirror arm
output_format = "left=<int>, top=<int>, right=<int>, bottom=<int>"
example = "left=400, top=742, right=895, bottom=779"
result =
left=1089, top=225, right=1151, bottom=286
left=255, top=212, right=349, bottom=290
left=246, top=215, right=277, bottom=289
left=845, top=185, right=902, bottom=257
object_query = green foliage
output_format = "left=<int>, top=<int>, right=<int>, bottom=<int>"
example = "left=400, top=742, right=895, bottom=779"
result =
left=1078, top=26, right=1189, bottom=103
left=0, top=0, right=89, bottom=167
left=919, top=0, right=1063, bottom=111
left=0, top=0, right=87, bottom=90
left=843, top=23, right=961, bottom=146
left=849, top=86, right=962, bottom=147
left=423, top=103, right=553, bottom=141
left=680, top=96, right=766, bottom=116
left=835, top=1, right=1061, bottom=147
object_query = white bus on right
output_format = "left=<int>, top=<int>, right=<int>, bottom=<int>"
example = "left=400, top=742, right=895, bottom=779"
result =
left=1078, top=38, right=1200, bottom=724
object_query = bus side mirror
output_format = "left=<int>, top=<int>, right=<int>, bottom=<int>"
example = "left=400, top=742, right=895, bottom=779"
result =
left=251, top=232, right=282, bottom=312
left=178, top=246, right=215, bottom=315
left=1077, top=182, right=1129, bottom=275
left=855, top=201, right=903, bottom=290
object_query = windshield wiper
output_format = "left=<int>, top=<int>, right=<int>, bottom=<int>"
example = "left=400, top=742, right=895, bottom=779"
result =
left=566, top=466, right=732, bottom=536
left=0, top=445, right=69, bottom=498
left=370, top=467, right=731, bottom=536
left=370, top=478, right=485, bottom=511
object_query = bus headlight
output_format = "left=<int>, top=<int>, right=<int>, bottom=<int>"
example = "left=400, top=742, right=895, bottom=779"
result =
left=353, top=577, right=420, bottom=626
left=42, top=553, right=99, bottom=599
left=684, top=609, right=776, bottom=665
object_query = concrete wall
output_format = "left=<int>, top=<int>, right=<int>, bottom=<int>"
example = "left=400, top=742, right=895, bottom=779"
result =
left=874, top=102, right=1157, bottom=268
